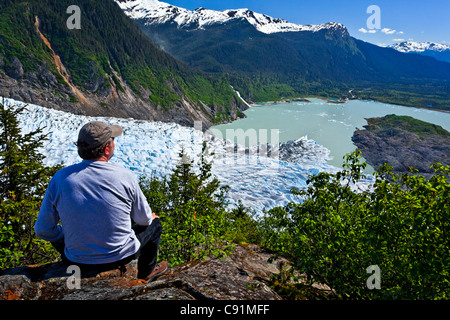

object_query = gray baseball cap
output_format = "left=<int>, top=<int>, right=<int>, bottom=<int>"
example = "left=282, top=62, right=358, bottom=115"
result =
left=77, top=121, right=123, bottom=149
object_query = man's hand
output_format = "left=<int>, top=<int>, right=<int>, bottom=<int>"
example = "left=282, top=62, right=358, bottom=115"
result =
left=152, top=212, right=159, bottom=220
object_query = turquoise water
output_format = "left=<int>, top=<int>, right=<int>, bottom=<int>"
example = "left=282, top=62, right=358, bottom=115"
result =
left=211, top=98, right=450, bottom=171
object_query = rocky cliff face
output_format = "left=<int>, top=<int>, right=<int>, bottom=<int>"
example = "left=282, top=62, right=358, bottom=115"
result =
left=0, top=66, right=218, bottom=128
left=0, top=244, right=328, bottom=301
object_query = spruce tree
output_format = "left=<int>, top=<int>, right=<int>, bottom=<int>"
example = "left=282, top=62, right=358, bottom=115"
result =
left=139, top=142, right=232, bottom=266
left=0, top=99, right=62, bottom=268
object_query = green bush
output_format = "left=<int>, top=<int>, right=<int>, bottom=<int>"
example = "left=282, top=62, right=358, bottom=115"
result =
left=260, top=151, right=450, bottom=299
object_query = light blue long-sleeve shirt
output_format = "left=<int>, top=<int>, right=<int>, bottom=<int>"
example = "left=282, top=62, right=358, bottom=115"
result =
left=35, top=160, right=153, bottom=264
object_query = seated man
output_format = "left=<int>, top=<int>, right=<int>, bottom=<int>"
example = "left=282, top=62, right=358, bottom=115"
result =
left=35, top=121, right=167, bottom=281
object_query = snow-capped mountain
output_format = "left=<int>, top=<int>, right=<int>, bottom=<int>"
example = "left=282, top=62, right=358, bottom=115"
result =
left=115, top=0, right=346, bottom=34
left=114, top=0, right=450, bottom=96
left=389, top=41, right=450, bottom=63
left=390, top=41, right=450, bottom=53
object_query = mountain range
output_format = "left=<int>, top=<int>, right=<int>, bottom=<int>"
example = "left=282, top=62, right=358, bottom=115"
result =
left=116, top=0, right=345, bottom=34
left=116, top=0, right=450, bottom=111
left=389, top=41, right=450, bottom=63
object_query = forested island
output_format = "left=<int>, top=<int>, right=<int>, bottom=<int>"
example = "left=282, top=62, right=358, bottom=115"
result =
left=352, top=114, right=450, bottom=177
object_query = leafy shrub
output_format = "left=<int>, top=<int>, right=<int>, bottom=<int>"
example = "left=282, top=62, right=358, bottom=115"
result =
left=260, top=151, right=449, bottom=299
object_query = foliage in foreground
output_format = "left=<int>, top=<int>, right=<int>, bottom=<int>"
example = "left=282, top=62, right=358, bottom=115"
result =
left=259, top=151, right=450, bottom=299
left=139, top=142, right=259, bottom=267
left=0, top=100, right=62, bottom=268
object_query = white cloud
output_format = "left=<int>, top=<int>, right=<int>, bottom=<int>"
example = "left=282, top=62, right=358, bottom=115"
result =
left=360, top=27, right=403, bottom=36
left=381, top=28, right=396, bottom=34
left=393, top=38, right=405, bottom=42
left=359, top=27, right=377, bottom=34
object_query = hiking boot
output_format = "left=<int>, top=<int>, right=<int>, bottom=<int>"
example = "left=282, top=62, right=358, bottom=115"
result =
left=145, top=261, right=168, bottom=282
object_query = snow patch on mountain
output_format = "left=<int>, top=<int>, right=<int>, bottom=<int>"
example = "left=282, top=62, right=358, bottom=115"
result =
left=115, top=0, right=346, bottom=34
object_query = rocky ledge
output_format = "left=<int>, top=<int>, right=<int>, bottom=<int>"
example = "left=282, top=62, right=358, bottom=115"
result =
left=352, top=114, right=450, bottom=177
left=0, top=244, right=329, bottom=301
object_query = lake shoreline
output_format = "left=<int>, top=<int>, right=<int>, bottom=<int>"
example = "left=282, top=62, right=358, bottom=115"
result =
left=248, top=96, right=450, bottom=114
left=211, top=98, right=450, bottom=171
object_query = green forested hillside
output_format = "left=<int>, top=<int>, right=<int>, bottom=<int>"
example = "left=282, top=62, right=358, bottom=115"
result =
left=137, top=17, right=450, bottom=110
left=0, top=0, right=245, bottom=124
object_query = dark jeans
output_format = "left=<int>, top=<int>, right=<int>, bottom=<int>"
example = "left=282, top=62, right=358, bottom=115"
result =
left=51, top=218, right=162, bottom=279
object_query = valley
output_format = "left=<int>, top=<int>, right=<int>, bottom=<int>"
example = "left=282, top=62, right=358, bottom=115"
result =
left=117, top=0, right=450, bottom=111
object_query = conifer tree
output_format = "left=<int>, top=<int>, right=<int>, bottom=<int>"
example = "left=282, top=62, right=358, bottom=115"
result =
left=139, top=142, right=231, bottom=265
left=0, top=99, right=62, bottom=268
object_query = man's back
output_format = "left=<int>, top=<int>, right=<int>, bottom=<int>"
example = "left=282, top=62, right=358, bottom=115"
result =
left=35, top=160, right=152, bottom=264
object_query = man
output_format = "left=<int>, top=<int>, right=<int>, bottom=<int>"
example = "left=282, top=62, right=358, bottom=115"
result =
left=35, top=121, right=167, bottom=281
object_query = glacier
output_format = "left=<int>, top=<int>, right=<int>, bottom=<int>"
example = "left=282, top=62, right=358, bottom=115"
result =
left=3, top=97, right=374, bottom=215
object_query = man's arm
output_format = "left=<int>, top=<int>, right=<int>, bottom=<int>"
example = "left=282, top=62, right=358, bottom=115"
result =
left=131, top=182, right=154, bottom=226
left=34, top=185, right=64, bottom=242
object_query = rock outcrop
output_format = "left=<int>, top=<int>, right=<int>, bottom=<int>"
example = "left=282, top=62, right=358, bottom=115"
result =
left=0, top=244, right=297, bottom=300
left=352, top=114, right=450, bottom=178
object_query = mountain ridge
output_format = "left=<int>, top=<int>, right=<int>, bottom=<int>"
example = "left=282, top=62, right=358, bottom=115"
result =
left=389, top=41, right=450, bottom=63
left=389, top=41, right=450, bottom=53
left=115, top=0, right=347, bottom=35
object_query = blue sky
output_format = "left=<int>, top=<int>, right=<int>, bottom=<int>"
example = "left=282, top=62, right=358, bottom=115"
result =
left=166, top=0, right=450, bottom=46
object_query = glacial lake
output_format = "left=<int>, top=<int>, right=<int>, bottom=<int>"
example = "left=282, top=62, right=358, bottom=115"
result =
left=211, top=98, right=450, bottom=172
